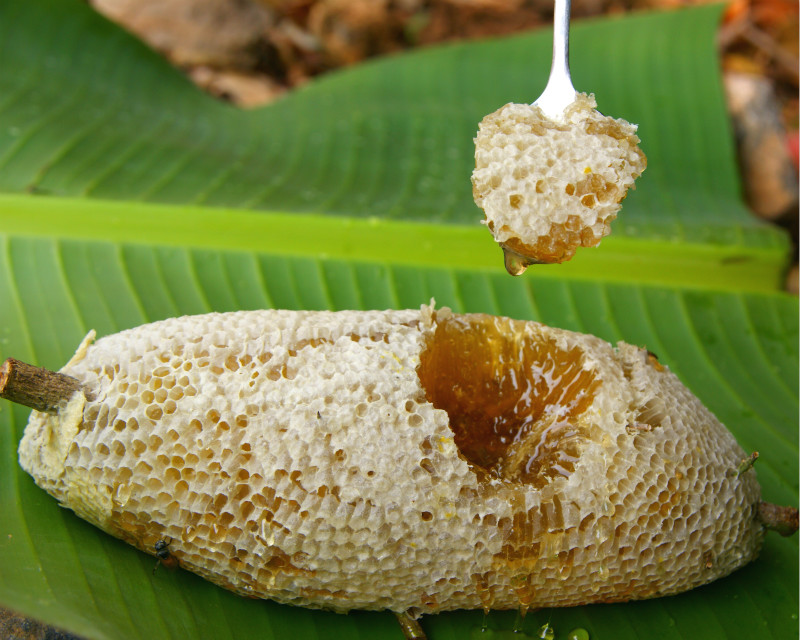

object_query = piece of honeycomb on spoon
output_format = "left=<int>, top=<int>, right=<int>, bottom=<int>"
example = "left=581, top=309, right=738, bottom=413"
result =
left=472, top=94, right=647, bottom=271
left=471, top=0, right=646, bottom=273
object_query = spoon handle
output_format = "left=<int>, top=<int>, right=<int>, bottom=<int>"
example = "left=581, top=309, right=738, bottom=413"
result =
left=533, top=0, right=577, bottom=118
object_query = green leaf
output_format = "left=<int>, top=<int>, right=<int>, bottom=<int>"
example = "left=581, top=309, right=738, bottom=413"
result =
left=0, top=1, right=796, bottom=640
left=0, top=241, right=797, bottom=640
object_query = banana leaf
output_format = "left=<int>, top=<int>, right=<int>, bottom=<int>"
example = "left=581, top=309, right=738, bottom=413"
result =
left=0, top=1, right=796, bottom=639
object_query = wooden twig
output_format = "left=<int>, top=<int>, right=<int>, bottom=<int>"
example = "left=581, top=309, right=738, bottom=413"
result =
left=0, top=358, right=82, bottom=414
left=736, top=451, right=759, bottom=476
left=757, top=502, right=799, bottom=537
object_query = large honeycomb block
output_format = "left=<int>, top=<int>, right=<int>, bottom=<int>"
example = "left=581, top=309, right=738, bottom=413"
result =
left=472, top=93, right=647, bottom=268
left=18, top=306, right=762, bottom=615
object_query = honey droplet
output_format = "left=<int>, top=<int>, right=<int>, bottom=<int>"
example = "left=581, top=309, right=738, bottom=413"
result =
left=538, top=622, right=555, bottom=640
left=567, top=629, right=590, bottom=640
left=503, top=246, right=529, bottom=276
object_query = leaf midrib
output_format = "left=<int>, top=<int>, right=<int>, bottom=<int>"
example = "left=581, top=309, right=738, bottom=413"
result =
left=0, top=193, right=789, bottom=293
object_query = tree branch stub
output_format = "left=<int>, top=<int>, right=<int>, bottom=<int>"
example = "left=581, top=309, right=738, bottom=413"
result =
left=0, top=358, right=82, bottom=414
left=758, top=501, right=799, bottom=537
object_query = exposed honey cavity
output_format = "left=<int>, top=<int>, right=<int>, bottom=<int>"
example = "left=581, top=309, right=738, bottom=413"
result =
left=417, top=314, right=600, bottom=488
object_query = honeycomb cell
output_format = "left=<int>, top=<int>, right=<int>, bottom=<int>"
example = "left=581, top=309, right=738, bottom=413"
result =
left=111, top=441, right=126, bottom=457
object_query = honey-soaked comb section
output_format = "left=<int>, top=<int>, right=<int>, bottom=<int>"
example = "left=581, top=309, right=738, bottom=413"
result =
left=417, top=313, right=600, bottom=487
left=499, top=215, right=609, bottom=266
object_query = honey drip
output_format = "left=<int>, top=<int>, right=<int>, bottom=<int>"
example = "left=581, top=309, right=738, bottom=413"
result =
left=502, top=246, right=532, bottom=276
left=417, top=314, right=600, bottom=488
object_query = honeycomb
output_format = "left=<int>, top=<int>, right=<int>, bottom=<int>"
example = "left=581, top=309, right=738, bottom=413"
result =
left=472, top=93, right=647, bottom=269
left=18, top=305, right=763, bottom=616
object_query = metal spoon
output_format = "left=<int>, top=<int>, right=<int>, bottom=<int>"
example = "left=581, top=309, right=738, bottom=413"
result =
left=533, top=0, right=577, bottom=120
